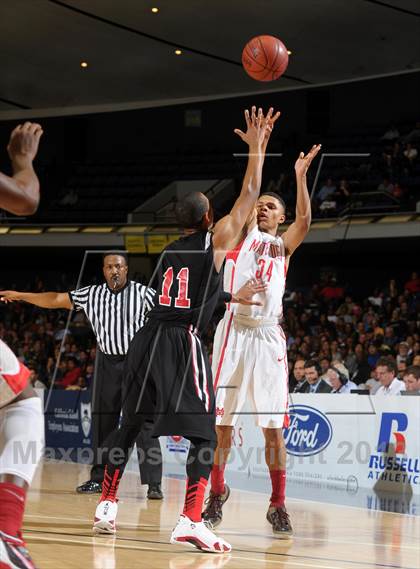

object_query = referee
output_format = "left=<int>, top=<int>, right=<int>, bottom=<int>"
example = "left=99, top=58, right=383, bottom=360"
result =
left=0, top=252, right=164, bottom=499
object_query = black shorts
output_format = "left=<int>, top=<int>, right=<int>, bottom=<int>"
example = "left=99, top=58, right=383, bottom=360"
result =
left=121, top=321, right=216, bottom=442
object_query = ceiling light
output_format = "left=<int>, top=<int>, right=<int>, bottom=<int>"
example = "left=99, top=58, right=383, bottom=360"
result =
left=311, top=221, right=336, bottom=229
left=9, top=228, right=43, bottom=234
left=287, top=50, right=292, bottom=55
left=377, top=215, right=413, bottom=224
left=80, top=61, right=88, bottom=68
left=81, top=226, right=115, bottom=233
left=118, top=226, right=148, bottom=234
left=47, top=227, right=80, bottom=233
left=175, top=49, right=182, bottom=56
left=151, top=7, right=159, bottom=13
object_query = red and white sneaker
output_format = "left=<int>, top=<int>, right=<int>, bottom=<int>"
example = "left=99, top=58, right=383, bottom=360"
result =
left=0, top=530, right=37, bottom=569
left=93, top=500, right=118, bottom=535
left=170, top=515, right=231, bottom=554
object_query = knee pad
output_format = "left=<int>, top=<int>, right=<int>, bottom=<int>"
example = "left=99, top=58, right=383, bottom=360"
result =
left=0, top=396, right=44, bottom=485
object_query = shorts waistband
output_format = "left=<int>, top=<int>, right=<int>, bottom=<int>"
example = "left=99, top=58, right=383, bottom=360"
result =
left=99, top=351, right=126, bottom=362
left=147, top=318, right=199, bottom=334
left=233, top=314, right=279, bottom=328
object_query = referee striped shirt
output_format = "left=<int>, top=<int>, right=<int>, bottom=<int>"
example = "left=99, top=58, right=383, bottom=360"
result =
left=69, top=281, right=155, bottom=356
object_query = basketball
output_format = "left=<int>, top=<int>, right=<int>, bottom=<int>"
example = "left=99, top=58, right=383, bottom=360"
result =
left=242, top=35, right=289, bottom=81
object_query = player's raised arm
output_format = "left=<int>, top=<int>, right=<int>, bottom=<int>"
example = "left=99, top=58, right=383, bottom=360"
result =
left=0, top=290, right=72, bottom=310
left=282, top=144, right=321, bottom=258
left=0, top=122, right=43, bottom=215
left=212, top=106, right=280, bottom=270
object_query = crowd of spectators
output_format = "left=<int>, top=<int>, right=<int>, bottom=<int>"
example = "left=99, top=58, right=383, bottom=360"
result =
left=310, top=120, right=420, bottom=216
left=204, top=270, right=420, bottom=395
left=0, top=271, right=419, bottom=396
left=284, top=271, right=420, bottom=395
left=0, top=282, right=96, bottom=391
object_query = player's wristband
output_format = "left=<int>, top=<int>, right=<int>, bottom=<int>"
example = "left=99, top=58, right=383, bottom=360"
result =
left=220, top=291, right=232, bottom=304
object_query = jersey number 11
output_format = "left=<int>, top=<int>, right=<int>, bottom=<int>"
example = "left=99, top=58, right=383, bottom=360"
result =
left=159, top=267, right=191, bottom=308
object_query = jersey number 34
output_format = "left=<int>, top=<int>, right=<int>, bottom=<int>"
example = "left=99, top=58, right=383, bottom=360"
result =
left=255, top=259, right=274, bottom=282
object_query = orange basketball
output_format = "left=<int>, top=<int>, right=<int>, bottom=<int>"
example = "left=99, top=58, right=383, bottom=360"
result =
left=242, top=35, right=289, bottom=82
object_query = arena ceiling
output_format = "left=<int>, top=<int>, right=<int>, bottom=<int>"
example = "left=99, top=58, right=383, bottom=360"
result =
left=0, top=0, right=419, bottom=118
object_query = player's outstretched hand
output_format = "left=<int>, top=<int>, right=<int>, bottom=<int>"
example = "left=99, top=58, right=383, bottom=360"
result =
left=231, top=278, right=267, bottom=306
left=234, top=107, right=279, bottom=150
left=7, top=122, right=43, bottom=169
left=262, top=107, right=281, bottom=152
left=294, top=144, right=322, bottom=179
left=0, top=290, right=22, bottom=303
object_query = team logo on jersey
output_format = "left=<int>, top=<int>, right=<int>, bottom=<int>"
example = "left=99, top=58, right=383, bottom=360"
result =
left=249, top=239, right=282, bottom=258
left=284, top=405, right=332, bottom=456
left=80, top=402, right=92, bottom=438
left=166, top=436, right=190, bottom=454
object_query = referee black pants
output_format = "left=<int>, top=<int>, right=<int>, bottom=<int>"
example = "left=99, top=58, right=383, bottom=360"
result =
left=90, top=350, right=162, bottom=485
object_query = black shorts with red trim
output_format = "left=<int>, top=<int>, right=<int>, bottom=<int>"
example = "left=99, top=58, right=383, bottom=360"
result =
left=121, top=320, right=216, bottom=442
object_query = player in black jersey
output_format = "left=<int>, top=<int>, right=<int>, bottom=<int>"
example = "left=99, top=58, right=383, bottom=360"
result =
left=93, top=106, right=280, bottom=553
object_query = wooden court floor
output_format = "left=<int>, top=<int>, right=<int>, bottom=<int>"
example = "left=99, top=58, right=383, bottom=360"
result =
left=23, top=461, right=419, bottom=569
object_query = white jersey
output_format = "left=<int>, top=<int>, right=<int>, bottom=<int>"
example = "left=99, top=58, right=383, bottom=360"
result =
left=224, top=225, right=287, bottom=319
left=0, top=339, right=31, bottom=408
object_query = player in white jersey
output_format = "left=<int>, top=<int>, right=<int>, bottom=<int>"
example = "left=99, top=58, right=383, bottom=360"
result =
left=0, top=123, right=44, bottom=569
left=203, top=144, right=321, bottom=537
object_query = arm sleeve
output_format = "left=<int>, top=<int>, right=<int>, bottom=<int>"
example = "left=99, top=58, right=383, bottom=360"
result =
left=68, top=286, right=91, bottom=311
left=142, top=285, right=156, bottom=316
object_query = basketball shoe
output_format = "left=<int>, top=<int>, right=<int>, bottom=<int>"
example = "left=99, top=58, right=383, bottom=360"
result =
left=170, top=515, right=231, bottom=553
left=202, top=484, right=230, bottom=528
left=0, top=530, right=37, bottom=569
left=266, top=505, right=293, bottom=538
left=93, top=500, right=118, bottom=535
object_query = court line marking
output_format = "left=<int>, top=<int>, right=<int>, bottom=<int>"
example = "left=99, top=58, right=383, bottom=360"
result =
left=24, top=526, right=420, bottom=569
left=288, top=495, right=419, bottom=518
left=158, top=474, right=420, bottom=520
left=215, top=486, right=420, bottom=519
left=33, top=467, right=419, bottom=519
left=24, top=514, right=420, bottom=550
left=221, top=530, right=420, bottom=551
left=26, top=534, right=384, bottom=569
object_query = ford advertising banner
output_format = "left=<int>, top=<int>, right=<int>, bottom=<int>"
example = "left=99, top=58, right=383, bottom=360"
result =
left=284, top=405, right=333, bottom=456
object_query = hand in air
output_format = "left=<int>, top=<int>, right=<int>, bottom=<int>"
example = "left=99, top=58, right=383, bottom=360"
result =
left=262, top=107, right=281, bottom=151
left=234, top=106, right=280, bottom=150
left=0, top=291, right=21, bottom=303
left=294, top=144, right=322, bottom=178
left=7, top=122, right=43, bottom=168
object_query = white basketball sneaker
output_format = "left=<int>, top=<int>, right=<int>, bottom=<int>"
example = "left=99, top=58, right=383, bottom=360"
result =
left=93, top=500, right=118, bottom=535
left=170, top=515, right=232, bottom=553
left=0, top=530, right=37, bottom=569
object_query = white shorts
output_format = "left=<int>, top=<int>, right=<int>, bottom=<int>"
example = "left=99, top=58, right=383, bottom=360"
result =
left=212, top=313, right=289, bottom=429
left=0, top=396, right=44, bottom=484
